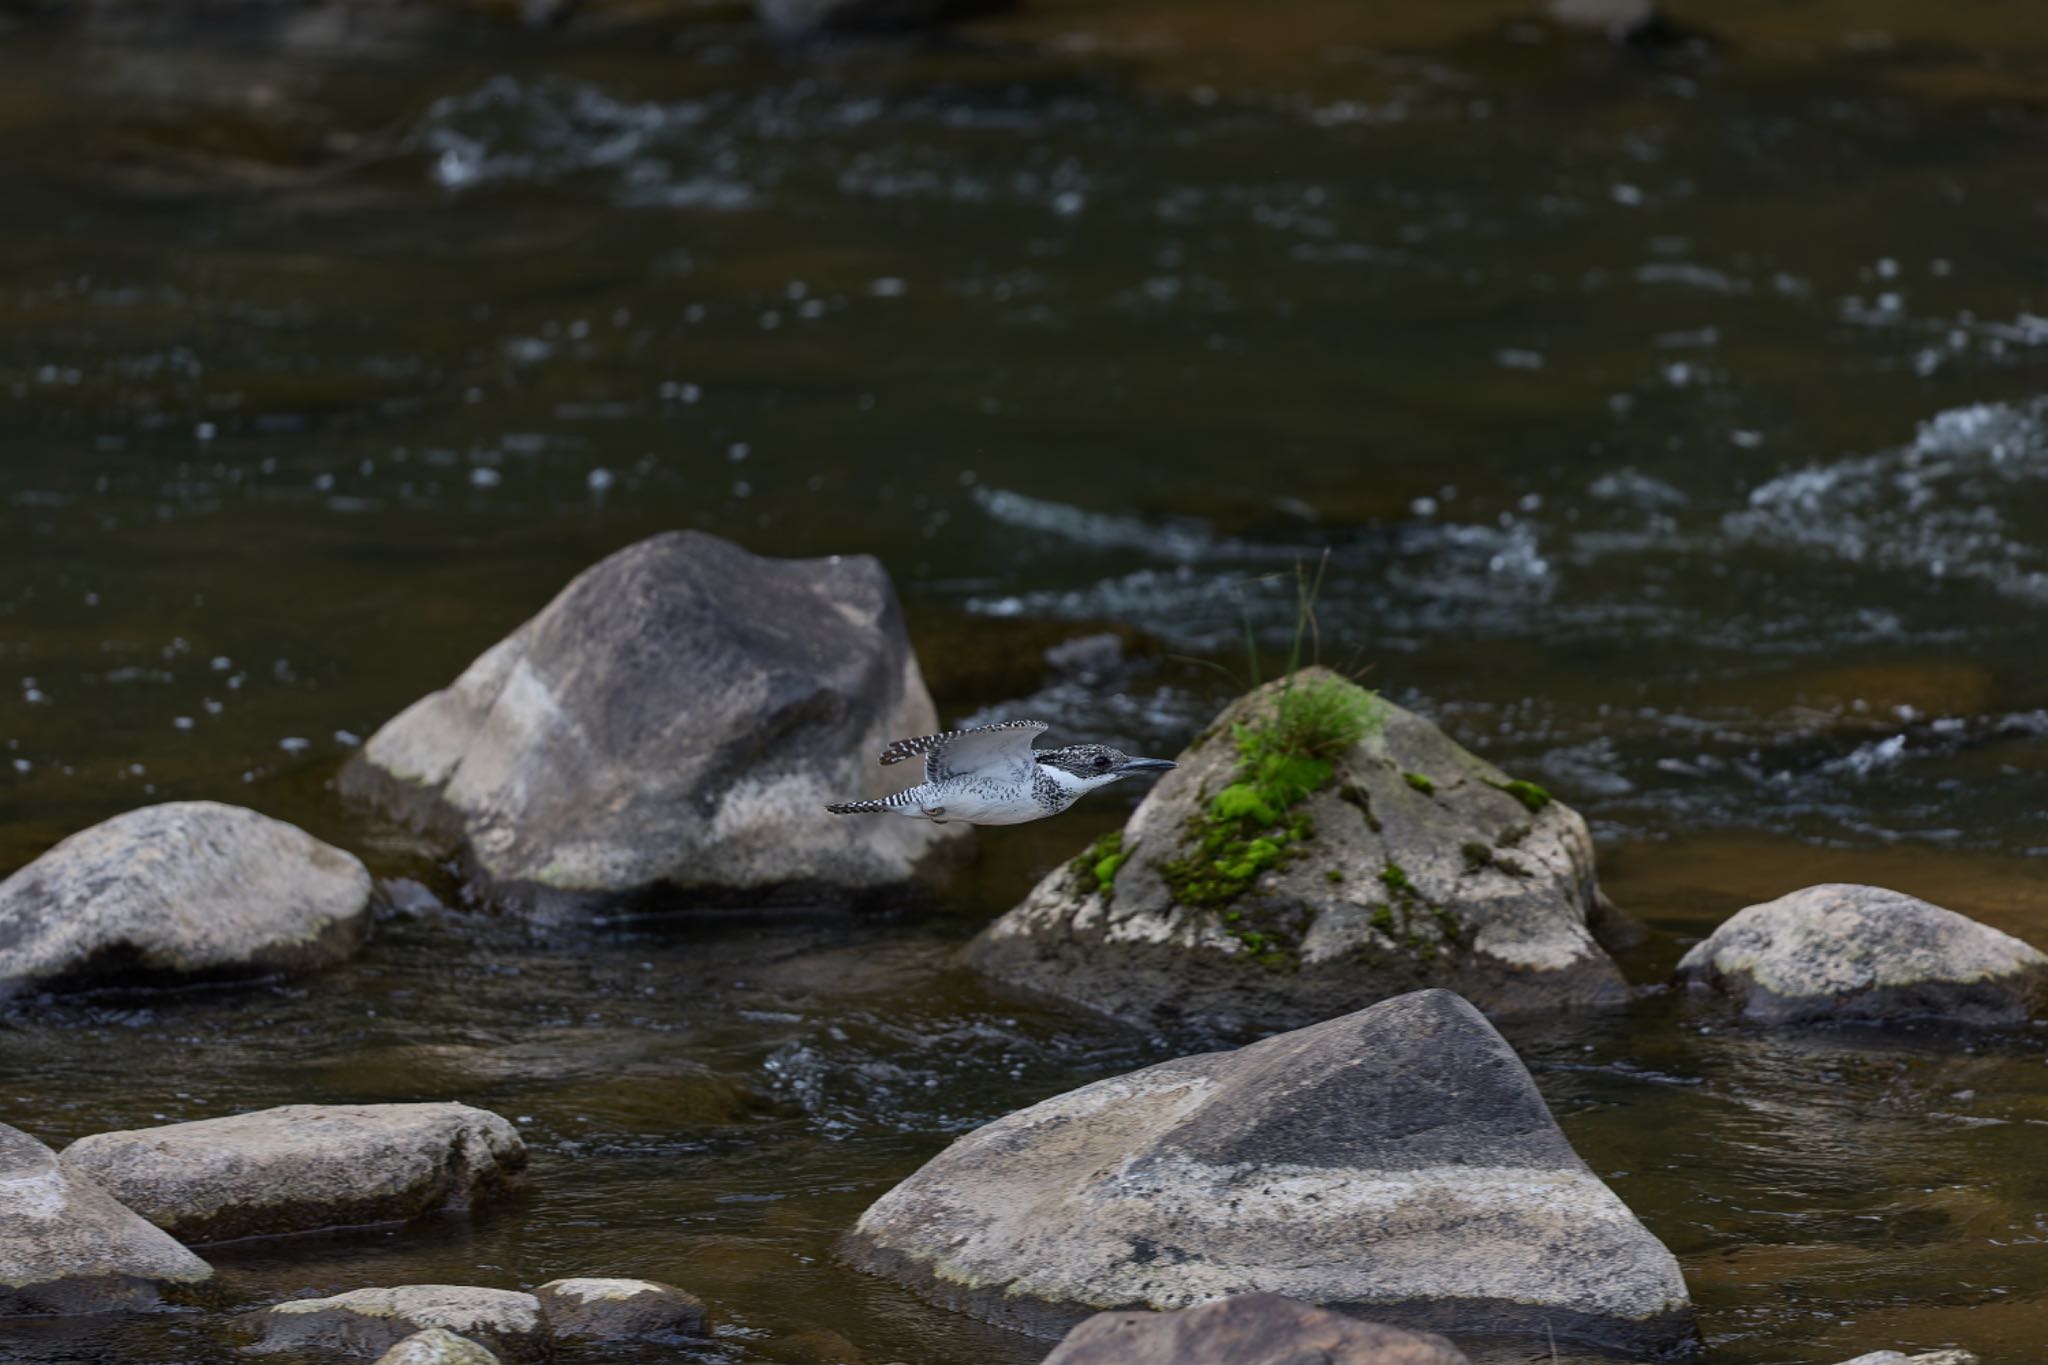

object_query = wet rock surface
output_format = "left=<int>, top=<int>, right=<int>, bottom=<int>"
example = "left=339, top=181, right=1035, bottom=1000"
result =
left=967, top=671, right=1631, bottom=1035
left=0, top=1122, right=213, bottom=1316
left=373, top=1328, right=503, bottom=1365
left=536, top=1276, right=707, bottom=1342
left=1676, top=883, right=2048, bottom=1025
left=1039, top=1292, right=1472, bottom=1364
left=345, top=530, right=964, bottom=916
left=60, top=1103, right=526, bottom=1243
left=0, top=801, right=371, bottom=1000
left=844, top=989, right=1693, bottom=1354
left=1830, top=1352, right=1979, bottom=1365
left=243, top=1285, right=543, bottom=1361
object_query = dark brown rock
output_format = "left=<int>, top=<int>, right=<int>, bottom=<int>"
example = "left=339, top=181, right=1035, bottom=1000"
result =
left=1041, top=1293, right=1471, bottom=1365
left=536, top=1277, right=706, bottom=1343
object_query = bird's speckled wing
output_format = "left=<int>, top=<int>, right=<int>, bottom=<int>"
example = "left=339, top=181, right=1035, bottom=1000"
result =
left=878, top=720, right=1050, bottom=784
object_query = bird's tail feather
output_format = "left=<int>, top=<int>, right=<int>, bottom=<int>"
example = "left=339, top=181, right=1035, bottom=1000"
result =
left=825, top=799, right=893, bottom=815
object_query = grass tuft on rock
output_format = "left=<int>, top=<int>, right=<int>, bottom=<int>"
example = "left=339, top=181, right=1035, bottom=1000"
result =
left=1158, top=672, right=1383, bottom=939
left=1154, top=556, right=1385, bottom=968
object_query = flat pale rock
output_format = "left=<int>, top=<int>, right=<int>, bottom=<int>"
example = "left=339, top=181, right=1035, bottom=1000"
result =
left=374, top=1328, right=503, bottom=1365
left=244, top=1286, right=543, bottom=1361
left=0, top=1122, right=213, bottom=1316
left=62, top=1103, right=526, bottom=1243
left=1042, top=1293, right=1472, bottom=1364
left=0, top=801, right=371, bottom=999
left=344, top=530, right=963, bottom=916
left=1831, top=1352, right=1979, bottom=1365
left=845, top=989, right=1693, bottom=1355
left=1677, top=884, right=2048, bottom=1025
left=968, top=670, right=1632, bottom=1035
left=537, top=1276, right=706, bottom=1341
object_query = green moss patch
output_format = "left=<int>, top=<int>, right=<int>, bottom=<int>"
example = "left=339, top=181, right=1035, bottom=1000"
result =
left=1070, top=830, right=1129, bottom=899
left=1156, top=673, right=1383, bottom=969
left=1403, top=771, right=1435, bottom=794
left=1490, top=778, right=1553, bottom=813
left=1370, top=858, right=1467, bottom=959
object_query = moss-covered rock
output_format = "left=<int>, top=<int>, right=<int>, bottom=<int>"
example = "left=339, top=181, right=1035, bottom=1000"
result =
left=964, top=669, right=1633, bottom=1035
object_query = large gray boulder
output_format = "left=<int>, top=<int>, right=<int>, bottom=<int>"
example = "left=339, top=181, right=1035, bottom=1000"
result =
left=1677, top=884, right=2048, bottom=1026
left=844, top=989, right=1693, bottom=1355
left=243, top=1286, right=543, bottom=1361
left=374, top=1329, right=502, bottom=1365
left=967, top=671, right=1631, bottom=1035
left=0, top=1122, right=213, bottom=1315
left=1041, top=1293, right=1471, bottom=1364
left=61, top=1103, right=526, bottom=1243
left=0, top=801, right=371, bottom=1000
left=344, top=531, right=962, bottom=916
left=536, top=1276, right=706, bottom=1343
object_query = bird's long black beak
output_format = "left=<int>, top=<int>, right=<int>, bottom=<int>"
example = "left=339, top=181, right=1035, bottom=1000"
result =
left=1118, top=757, right=1177, bottom=775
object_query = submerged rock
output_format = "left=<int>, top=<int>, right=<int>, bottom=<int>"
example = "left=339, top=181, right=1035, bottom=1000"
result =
left=967, top=670, right=1630, bottom=1035
left=758, top=0, right=1012, bottom=38
left=374, top=1328, right=503, bottom=1365
left=536, top=1276, right=707, bottom=1342
left=1546, top=0, right=1675, bottom=44
left=344, top=531, right=963, bottom=916
left=1676, top=884, right=2048, bottom=1026
left=1041, top=1292, right=1472, bottom=1364
left=61, top=1103, right=526, bottom=1243
left=0, top=801, right=371, bottom=1000
left=844, top=989, right=1693, bottom=1355
left=0, top=1123, right=213, bottom=1316
left=244, top=1286, right=543, bottom=1361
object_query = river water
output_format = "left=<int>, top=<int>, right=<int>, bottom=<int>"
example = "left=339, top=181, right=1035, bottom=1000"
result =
left=2, top=1, right=2045, bottom=1361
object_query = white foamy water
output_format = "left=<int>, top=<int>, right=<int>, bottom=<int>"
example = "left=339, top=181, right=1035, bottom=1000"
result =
left=1727, top=398, right=2048, bottom=603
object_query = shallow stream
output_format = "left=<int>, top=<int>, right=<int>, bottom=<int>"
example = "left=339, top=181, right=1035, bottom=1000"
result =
left=2, top=1, right=2046, bottom=1360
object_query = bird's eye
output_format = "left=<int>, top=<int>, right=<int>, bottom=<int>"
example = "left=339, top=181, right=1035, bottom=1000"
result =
left=1093, top=755, right=1111, bottom=768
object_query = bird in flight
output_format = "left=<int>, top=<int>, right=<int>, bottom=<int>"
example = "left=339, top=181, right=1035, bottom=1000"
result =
left=825, top=721, right=1176, bottom=825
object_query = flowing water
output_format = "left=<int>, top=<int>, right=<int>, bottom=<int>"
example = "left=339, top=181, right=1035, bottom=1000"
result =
left=2, top=1, right=2047, bottom=1360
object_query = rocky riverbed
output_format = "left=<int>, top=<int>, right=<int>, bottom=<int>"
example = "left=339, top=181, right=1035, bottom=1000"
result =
left=5, top=0, right=2048, bottom=1360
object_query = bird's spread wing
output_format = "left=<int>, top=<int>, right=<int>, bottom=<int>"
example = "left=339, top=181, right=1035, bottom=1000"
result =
left=879, top=720, right=1050, bottom=783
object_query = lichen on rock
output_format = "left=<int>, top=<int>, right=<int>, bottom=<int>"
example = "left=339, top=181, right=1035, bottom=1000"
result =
left=0, top=1122, right=213, bottom=1317
left=1677, top=883, right=2047, bottom=1026
left=0, top=801, right=371, bottom=1002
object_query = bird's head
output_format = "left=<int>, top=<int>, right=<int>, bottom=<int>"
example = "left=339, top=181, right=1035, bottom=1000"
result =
left=1037, top=743, right=1177, bottom=791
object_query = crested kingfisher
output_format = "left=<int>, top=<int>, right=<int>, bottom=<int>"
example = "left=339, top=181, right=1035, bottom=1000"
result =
left=825, top=720, right=1176, bottom=826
